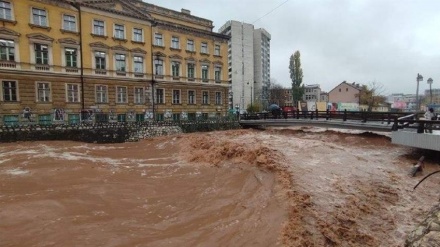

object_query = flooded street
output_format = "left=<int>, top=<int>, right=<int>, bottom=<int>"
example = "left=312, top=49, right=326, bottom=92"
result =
left=1, top=127, right=439, bottom=246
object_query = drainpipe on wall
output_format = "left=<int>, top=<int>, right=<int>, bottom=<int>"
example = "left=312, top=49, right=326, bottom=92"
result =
left=150, top=21, right=157, bottom=119
left=71, top=1, right=85, bottom=110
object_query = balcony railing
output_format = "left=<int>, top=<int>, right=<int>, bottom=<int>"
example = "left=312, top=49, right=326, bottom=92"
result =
left=35, top=64, right=50, bottom=71
left=0, top=61, right=17, bottom=68
left=65, top=67, right=79, bottom=73
left=95, top=69, right=107, bottom=75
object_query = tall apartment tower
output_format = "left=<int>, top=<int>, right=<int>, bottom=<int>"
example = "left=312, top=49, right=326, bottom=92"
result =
left=253, top=28, right=271, bottom=109
left=219, top=21, right=271, bottom=112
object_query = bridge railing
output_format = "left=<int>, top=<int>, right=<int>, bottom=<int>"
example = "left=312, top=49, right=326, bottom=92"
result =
left=243, top=109, right=409, bottom=124
left=241, top=110, right=440, bottom=132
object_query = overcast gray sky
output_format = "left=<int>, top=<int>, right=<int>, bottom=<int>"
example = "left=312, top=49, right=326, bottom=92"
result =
left=145, top=0, right=440, bottom=95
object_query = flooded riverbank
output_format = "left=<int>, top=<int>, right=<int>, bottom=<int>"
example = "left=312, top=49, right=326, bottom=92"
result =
left=1, top=127, right=439, bottom=246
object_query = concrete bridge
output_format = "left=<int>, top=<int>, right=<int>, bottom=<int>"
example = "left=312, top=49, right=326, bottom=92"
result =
left=239, top=110, right=440, bottom=152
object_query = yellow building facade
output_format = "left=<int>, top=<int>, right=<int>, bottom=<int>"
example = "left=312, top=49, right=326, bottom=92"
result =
left=0, top=0, right=229, bottom=125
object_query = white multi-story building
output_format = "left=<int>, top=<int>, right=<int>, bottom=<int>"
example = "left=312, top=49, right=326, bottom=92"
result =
left=219, top=21, right=271, bottom=112
left=253, top=28, right=271, bottom=109
left=303, top=84, right=322, bottom=101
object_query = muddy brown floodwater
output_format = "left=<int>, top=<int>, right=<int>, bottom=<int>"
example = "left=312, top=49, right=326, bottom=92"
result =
left=1, top=127, right=439, bottom=247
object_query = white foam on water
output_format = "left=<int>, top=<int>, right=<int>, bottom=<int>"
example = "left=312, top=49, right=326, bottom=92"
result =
left=0, top=158, right=11, bottom=165
left=5, top=168, right=29, bottom=175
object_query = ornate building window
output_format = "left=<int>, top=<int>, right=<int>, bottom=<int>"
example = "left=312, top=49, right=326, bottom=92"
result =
left=133, top=28, right=143, bottom=42
left=115, top=54, right=126, bottom=73
left=215, top=92, right=222, bottom=105
left=35, top=44, right=48, bottom=65
left=36, top=82, right=50, bottom=102
left=66, top=83, right=80, bottom=103
left=114, top=24, right=124, bottom=39
left=133, top=56, right=143, bottom=73
left=186, top=39, right=194, bottom=51
left=93, top=20, right=105, bottom=36
left=201, top=65, right=209, bottom=81
left=116, top=86, right=127, bottom=103
left=214, top=44, right=220, bottom=56
left=171, top=61, right=180, bottom=77
left=188, top=90, right=195, bottom=104
left=134, top=87, right=144, bottom=104
left=171, top=36, right=179, bottom=49
left=32, top=8, right=47, bottom=27
left=154, top=58, right=163, bottom=75
left=187, top=63, right=195, bottom=80
left=201, top=42, right=208, bottom=54
left=156, top=88, right=164, bottom=104
left=0, top=39, right=14, bottom=61
left=95, top=51, right=106, bottom=70
left=172, top=89, right=180, bottom=104
left=0, top=1, right=12, bottom=20
left=2, top=80, right=17, bottom=101
left=63, top=14, right=76, bottom=31
left=65, top=48, right=77, bottom=67
left=95, top=85, right=108, bottom=103
left=154, top=33, right=163, bottom=46
left=202, top=91, right=209, bottom=104
left=214, top=66, right=221, bottom=82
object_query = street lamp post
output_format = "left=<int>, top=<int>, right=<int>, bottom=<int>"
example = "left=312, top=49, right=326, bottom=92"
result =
left=247, top=81, right=255, bottom=112
left=427, top=78, right=433, bottom=104
left=235, top=104, right=240, bottom=120
left=416, top=73, right=423, bottom=111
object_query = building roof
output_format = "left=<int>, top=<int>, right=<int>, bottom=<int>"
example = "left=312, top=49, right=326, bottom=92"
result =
left=328, top=81, right=361, bottom=94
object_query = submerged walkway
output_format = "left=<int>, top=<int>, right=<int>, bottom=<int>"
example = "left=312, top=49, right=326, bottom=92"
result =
left=392, top=130, right=440, bottom=151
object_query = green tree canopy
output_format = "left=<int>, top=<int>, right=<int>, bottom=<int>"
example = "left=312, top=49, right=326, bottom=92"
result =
left=356, top=81, right=387, bottom=111
left=289, top=51, right=304, bottom=106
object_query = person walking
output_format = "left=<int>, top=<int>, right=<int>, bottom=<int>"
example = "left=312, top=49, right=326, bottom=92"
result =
left=424, top=108, right=435, bottom=133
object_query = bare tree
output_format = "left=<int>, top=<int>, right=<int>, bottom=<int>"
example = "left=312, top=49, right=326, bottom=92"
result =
left=356, top=81, right=387, bottom=111
left=269, top=80, right=288, bottom=107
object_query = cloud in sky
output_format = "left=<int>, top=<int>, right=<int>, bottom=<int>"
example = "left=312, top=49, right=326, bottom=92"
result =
left=145, top=0, right=440, bottom=94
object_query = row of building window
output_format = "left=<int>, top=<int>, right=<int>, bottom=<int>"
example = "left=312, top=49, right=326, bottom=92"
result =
left=154, top=33, right=221, bottom=56
left=1, top=81, right=223, bottom=105
left=0, top=1, right=146, bottom=42
left=154, top=59, right=222, bottom=81
left=0, top=39, right=222, bottom=80
left=0, top=1, right=222, bottom=56
left=157, top=89, right=223, bottom=105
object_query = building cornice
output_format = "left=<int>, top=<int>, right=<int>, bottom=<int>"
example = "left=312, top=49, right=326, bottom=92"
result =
left=78, top=0, right=153, bottom=22
left=26, top=33, right=54, bottom=42
left=0, top=27, right=20, bottom=37
left=155, top=21, right=229, bottom=42
left=137, top=2, right=213, bottom=30
left=89, top=42, right=110, bottom=49
left=58, top=37, right=79, bottom=45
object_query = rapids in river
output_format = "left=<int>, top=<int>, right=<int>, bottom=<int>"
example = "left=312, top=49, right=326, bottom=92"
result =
left=1, top=127, right=439, bottom=246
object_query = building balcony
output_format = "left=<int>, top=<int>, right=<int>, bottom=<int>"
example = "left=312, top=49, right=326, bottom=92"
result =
left=65, top=67, right=79, bottom=73
left=95, top=69, right=107, bottom=75
left=0, top=61, right=17, bottom=69
left=35, top=64, right=50, bottom=71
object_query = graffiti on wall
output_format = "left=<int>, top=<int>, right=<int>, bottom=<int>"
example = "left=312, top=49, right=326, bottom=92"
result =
left=164, top=110, right=172, bottom=119
left=127, top=110, right=135, bottom=121
left=181, top=111, right=188, bottom=120
left=53, top=108, right=65, bottom=121
left=22, top=107, right=33, bottom=121
left=80, top=109, right=95, bottom=122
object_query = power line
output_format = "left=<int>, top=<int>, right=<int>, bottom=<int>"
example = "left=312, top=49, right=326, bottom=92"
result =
left=252, top=0, right=290, bottom=24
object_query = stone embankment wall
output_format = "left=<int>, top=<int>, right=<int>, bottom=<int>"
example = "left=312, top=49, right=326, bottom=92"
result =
left=0, top=121, right=241, bottom=143
left=405, top=203, right=440, bottom=246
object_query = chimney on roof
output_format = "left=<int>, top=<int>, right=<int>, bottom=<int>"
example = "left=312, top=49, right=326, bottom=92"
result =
left=181, top=9, right=191, bottom=15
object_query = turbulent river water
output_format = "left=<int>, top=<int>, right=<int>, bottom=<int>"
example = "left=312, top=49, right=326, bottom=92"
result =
left=1, top=127, right=439, bottom=247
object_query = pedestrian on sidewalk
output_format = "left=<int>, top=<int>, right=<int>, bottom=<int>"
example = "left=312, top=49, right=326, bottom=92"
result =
left=424, top=108, right=435, bottom=133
